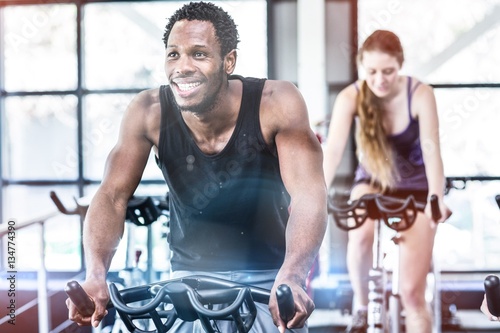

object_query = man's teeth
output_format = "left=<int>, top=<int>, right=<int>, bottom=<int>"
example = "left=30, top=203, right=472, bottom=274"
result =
left=177, top=82, right=201, bottom=91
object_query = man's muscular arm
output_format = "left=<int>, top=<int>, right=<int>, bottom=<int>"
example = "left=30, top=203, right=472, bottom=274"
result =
left=67, top=90, right=158, bottom=327
left=263, top=80, right=328, bottom=332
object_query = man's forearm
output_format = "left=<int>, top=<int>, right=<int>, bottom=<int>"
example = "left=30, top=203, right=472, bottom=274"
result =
left=83, top=192, right=127, bottom=280
left=281, top=198, right=327, bottom=284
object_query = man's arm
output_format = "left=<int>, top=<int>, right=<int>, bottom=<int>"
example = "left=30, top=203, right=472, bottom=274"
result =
left=264, top=80, right=328, bottom=331
left=67, top=90, right=157, bottom=327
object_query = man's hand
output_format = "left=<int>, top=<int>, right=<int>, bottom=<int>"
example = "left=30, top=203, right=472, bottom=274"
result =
left=66, top=279, right=109, bottom=327
left=269, top=280, right=315, bottom=333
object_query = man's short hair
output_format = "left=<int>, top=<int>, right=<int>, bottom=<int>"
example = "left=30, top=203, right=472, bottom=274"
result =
left=162, top=1, right=240, bottom=56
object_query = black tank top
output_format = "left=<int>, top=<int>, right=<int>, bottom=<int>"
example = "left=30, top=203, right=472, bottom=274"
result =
left=157, top=75, right=290, bottom=271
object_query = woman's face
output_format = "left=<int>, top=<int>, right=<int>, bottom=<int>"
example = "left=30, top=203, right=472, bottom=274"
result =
left=360, top=50, right=401, bottom=98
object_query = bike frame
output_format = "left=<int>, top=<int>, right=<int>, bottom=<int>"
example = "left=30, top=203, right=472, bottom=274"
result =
left=377, top=222, right=441, bottom=333
left=367, top=215, right=388, bottom=333
left=329, top=193, right=442, bottom=333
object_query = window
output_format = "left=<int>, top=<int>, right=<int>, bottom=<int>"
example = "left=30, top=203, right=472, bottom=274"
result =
left=0, top=0, right=268, bottom=273
left=358, top=0, right=500, bottom=271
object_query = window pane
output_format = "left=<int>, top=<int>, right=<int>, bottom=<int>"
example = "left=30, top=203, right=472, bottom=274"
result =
left=435, top=88, right=500, bottom=177
left=83, top=94, right=131, bottom=179
left=2, top=185, right=82, bottom=271
left=222, top=1, right=268, bottom=78
left=435, top=181, right=500, bottom=271
left=84, top=1, right=267, bottom=90
left=134, top=185, right=170, bottom=274
left=3, top=4, right=77, bottom=91
left=3, top=95, right=78, bottom=180
left=83, top=94, right=164, bottom=180
left=84, top=2, right=166, bottom=89
left=357, top=0, right=500, bottom=274
left=358, top=0, right=500, bottom=83
left=45, top=214, right=82, bottom=271
left=82, top=184, right=170, bottom=274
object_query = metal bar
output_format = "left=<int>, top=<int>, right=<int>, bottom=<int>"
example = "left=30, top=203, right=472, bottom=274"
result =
left=49, top=319, right=75, bottom=333
left=0, top=211, right=58, bottom=236
left=1, top=87, right=145, bottom=97
left=76, top=0, right=85, bottom=199
left=2, top=179, right=166, bottom=186
left=0, top=296, right=39, bottom=325
left=431, top=258, right=442, bottom=333
left=391, top=238, right=400, bottom=296
left=373, top=219, right=382, bottom=269
left=446, top=176, right=500, bottom=182
left=38, top=222, right=51, bottom=333
left=266, top=0, right=275, bottom=79
left=0, top=5, right=5, bottom=227
left=147, top=224, right=153, bottom=284
left=431, top=83, right=500, bottom=89
left=0, top=0, right=162, bottom=7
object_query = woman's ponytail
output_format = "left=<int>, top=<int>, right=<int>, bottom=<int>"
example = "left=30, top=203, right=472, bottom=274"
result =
left=355, top=81, right=399, bottom=191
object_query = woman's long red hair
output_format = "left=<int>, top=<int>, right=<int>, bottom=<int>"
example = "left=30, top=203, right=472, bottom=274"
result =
left=355, top=30, right=404, bottom=191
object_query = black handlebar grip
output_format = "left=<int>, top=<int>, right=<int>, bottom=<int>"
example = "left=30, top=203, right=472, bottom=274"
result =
left=495, top=195, right=500, bottom=210
left=485, top=275, right=500, bottom=317
left=429, top=194, right=441, bottom=222
left=276, top=284, right=295, bottom=323
left=65, top=280, right=95, bottom=317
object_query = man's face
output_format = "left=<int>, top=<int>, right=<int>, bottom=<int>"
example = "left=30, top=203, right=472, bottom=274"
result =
left=164, top=20, right=227, bottom=114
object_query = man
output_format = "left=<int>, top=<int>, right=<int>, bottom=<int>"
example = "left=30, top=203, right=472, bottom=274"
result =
left=66, top=2, right=327, bottom=332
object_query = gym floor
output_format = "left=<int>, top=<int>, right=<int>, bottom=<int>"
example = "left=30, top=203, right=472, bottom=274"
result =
left=308, top=309, right=500, bottom=333
left=307, top=272, right=500, bottom=333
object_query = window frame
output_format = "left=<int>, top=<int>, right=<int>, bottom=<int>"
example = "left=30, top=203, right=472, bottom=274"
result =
left=0, top=0, right=270, bottom=276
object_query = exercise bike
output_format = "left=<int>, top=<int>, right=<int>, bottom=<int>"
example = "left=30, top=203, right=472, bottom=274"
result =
left=65, top=275, right=296, bottom=333
left=483, top=194, right=500, bottom=320
left=328, top=193, right=446, bottom=333
left=51, top=191, right=170, bottom=332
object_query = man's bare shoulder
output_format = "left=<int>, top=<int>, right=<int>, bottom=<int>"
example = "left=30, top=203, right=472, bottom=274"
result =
left=130, top=88, right=161, bottom=112
left=260, top=79, right=305, bottom=115
left=259, top=80, right=309, bottom=141
left=261, top=79, right=298, bottom=100
left=127, top=88, right=162, bottom=123
left=123, top=88, right=162, bottom=144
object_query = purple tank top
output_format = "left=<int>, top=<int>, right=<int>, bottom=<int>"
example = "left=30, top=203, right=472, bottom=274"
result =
left=353, top=77, right=429, bottom=191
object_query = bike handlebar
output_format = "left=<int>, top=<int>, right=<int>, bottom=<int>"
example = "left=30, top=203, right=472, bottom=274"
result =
left=65, top=275, right=295, bottom=333
left=64, top=280, right=96, bottom=317
left=429, top=194, right=442, bottom=221
left=50, top=191, right=89, bottom=217
left=328, top=193, right=442, bottom=231
left=276, top=284, right=294, bottom=323
left=483, top=196, right=500, bottom=317
left=485, top=275, right=500, bottom=317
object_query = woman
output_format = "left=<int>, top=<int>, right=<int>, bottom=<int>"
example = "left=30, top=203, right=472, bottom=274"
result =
left=323, top=30, right=450, bottom=333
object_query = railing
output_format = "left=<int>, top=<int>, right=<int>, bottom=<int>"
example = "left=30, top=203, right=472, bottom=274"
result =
left=0, top=211, right=59, bottom=333
left=0, top=205, right=91, bottom=333
left=0, top=191, right=167, bottom=333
